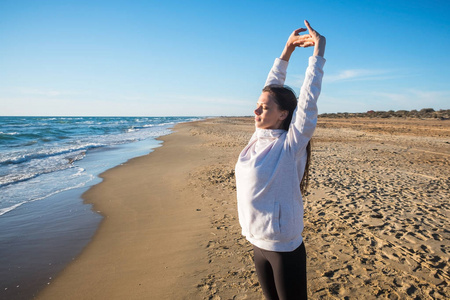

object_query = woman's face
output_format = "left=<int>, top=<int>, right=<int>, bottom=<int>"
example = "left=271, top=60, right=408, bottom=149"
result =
left=254, top=92, right=287, bottom=129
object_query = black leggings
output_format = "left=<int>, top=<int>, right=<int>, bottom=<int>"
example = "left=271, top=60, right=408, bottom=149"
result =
left=253, top=242, right=307, bottom=300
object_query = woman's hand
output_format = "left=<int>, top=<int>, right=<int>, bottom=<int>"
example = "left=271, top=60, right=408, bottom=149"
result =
left=303, top=20, right=326, bottom=57
left=288, top=28, right=314, bottom=49
left=280, top=28, right=314, bottom=61
left=280, top=20, right=326, bottom=61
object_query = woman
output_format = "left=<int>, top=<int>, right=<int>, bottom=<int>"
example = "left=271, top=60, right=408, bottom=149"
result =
left=235, top=20, right=326, bottom=300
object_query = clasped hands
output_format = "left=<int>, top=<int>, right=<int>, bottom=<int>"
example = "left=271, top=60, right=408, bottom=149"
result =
left=282, top=20, right=326, bottom=59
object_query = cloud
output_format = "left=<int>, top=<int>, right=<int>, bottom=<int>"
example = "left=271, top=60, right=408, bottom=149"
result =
left=374, top=89, right=450, bottom=108
left=284, top=68, right=404, bottom=88
left=16, top=88, right=70, bottom=97
left=325, top=69, right=397, bottom=83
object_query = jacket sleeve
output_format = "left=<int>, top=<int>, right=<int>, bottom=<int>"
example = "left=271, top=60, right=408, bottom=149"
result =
left=286, top=56, right=326, bottom=152
left=264, top=58, right=289, bottom=87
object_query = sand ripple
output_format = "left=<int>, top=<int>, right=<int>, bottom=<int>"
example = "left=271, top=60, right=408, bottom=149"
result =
left=190, top=117, right=449, bottom=299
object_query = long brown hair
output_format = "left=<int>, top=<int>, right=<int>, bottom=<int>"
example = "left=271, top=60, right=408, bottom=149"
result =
left=300, top=141, right=311, bottom=195
left=262, top=85, right=312, bottom=195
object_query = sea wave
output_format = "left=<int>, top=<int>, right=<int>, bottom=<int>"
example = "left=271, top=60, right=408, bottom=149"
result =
left=0, top=174, right=92, bottom=216
left=0, top=143, right=104, bottom=165
left=0, top=116, right=203, bottom=216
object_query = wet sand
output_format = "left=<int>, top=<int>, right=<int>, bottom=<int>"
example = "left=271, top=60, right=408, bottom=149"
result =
left=38, top=117, right=449, bottom=299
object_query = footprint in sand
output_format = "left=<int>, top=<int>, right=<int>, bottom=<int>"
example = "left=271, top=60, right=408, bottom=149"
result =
left=395, top=232, right=404, bottom=239
left=323, top=269, right=338, bottom=278
left=405, top=284, right=418, bottom=296
left=328, top=283, right=345, bottom=296
left=420, top=244, right=431, bottom=253
left=432, top=233, right=443, bottom=241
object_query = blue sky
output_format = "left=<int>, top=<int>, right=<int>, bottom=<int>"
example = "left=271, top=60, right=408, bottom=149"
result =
left=1, top=0, right=449, bottom=116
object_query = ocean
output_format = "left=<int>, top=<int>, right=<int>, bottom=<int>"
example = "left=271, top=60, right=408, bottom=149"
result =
left=0, top=116, right=202, bottom=299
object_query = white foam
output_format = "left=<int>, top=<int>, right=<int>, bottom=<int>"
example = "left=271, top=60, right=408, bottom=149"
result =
left=0, top=202, right=26, bottom=216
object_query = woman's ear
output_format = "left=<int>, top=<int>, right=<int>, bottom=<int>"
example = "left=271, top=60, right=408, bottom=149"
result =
left=280, top=110, right=288, bottom=121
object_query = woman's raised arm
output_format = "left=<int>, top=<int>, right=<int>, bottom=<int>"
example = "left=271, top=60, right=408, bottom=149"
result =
left=285, top=20, right=326, bottom=150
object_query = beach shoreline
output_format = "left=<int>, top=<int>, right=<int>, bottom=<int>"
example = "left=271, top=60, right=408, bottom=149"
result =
left=36, top=118, right=250, bottom=300
left=0, top=117, right=204, bottom=300
left=37, top=117, right=449, bottom=299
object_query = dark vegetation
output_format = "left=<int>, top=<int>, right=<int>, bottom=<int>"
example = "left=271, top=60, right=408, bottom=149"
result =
left=319, top=108, right=450, bottom=120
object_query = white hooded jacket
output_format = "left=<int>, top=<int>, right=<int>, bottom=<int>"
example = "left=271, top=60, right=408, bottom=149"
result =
left=235, top=56, right=326, bottom=252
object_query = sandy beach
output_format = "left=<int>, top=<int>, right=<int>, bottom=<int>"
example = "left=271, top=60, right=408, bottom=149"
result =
left=37, top=117, right=449, bottom=300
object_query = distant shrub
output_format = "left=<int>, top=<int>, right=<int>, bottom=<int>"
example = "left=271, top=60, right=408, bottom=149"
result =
left=420, top=108, right=435, bottom=113
left=319, top=108, right=449, bottom=120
